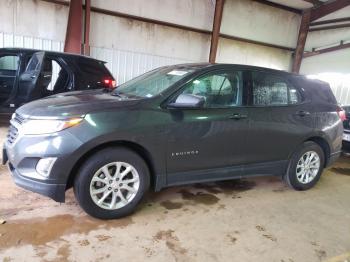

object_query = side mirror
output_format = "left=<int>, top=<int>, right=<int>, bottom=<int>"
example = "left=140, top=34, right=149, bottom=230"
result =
left=167, top=94, right=205, bottom=109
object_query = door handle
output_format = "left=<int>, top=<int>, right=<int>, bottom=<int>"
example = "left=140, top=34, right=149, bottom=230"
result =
left=30, top=74, right=36, bottom=79
left=228, top=113, right=248, bottom=120
left=295, top=110, right=310, bottom=117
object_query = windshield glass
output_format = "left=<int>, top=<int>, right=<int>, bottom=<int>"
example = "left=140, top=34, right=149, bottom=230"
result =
left=113, top=67, right=194, bottom=98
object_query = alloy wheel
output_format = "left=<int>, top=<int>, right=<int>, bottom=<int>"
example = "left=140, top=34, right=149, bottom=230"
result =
left=296, top=151, right=321, bottom=184
left=89, top=162, right=140, bottom=210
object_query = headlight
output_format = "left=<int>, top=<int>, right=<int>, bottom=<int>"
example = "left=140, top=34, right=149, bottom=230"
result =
left=22, top=118, right=83, bottom=135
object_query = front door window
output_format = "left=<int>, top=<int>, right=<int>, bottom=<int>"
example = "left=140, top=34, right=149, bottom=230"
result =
left=178, top=71, right=243, bottom=107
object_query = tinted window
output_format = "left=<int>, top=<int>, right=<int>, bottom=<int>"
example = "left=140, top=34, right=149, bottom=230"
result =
left=78, top=59, right=110, bottom=76
left=179, top=71, right=243, bottom=108
left=252, top=72, right=301, bottom=106
left=0, top=55, right=19, bottom=71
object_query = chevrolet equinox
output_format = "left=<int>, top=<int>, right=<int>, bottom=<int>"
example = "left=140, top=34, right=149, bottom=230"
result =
left=3, top=64, right=343, bottom=219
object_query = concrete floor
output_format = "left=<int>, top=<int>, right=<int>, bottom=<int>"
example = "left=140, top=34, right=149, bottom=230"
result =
left=0, top=125, right=349, bottom=262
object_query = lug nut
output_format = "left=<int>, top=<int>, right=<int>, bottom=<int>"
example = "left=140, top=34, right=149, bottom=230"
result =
left=108, top=187, right=112, bottom=190
left=114, top=189, right=118, bottom=192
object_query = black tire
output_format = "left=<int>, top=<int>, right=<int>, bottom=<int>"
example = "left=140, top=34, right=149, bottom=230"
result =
left=74, top=147, right=150, bottom=219
left=284, top=141, right=325, bottom=190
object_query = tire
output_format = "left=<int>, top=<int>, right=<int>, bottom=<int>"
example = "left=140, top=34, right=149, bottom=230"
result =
left=284, top=141, right=325, bottom=191
left=74, top=147, right=150, bottom=219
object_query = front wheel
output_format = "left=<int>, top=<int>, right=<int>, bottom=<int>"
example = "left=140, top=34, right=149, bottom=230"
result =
left=74, top=147, right=150, bottom=219
left=284, top=141, right=325, bottom=190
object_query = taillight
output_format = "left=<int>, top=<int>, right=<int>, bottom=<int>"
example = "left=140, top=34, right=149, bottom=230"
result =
left=337, top=106, right=347, bottom=121
left=102, top=78, right=116, bottom=89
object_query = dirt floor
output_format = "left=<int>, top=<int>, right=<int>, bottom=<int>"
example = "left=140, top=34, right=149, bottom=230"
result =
left=0, top=124, right=349, bottom=262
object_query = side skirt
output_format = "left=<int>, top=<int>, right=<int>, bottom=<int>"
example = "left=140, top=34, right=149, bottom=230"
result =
left=164, top=160, right=288, bottom=189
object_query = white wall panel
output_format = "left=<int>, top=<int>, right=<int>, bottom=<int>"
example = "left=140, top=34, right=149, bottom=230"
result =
left=0, top=32, right=64, bottom=51
left=90, top=46, right=193, bottom=84
left=221, top=0, right=300, bottom=48
left=90, top=12, right=211, bottom=63
left=301, top=5, right=350, bottom=74
left=217, top=38, right=292, bottom=71
left=91, top=0, right=215, bottom=31
left=300, top=49, right=350, bottom=75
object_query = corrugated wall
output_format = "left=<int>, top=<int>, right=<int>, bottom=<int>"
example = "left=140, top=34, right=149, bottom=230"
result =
left=0, top=32, right=193, bottom=85
left=90, top=46, right=193, bottom=84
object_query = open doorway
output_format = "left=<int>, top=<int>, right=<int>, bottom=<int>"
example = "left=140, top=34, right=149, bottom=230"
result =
left=43, top=58, right=70, bottom=96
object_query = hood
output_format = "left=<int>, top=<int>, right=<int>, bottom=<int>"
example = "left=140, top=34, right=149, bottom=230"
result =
left=16, top=90, right=141, bottom=119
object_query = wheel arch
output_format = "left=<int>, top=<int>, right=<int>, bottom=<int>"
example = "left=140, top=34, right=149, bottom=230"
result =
left=304, top=136, right=331, bottom=167
left=65, top=140, right=156, bottom=190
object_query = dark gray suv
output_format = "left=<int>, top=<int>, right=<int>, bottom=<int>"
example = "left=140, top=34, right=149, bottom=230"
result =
left=3, top=64, right=343, bottom=219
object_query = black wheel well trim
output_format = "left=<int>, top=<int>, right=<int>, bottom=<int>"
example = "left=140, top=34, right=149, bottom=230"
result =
left=65, top=140, right=156, bottom=191
left=285, top=135, right=331, bottom=178
left=304, top=136, right=330, bottom=167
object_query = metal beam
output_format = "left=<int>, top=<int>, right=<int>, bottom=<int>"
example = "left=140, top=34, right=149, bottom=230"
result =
left=41, top=0, right=295, bottom=52
left=309, top=22, right=350, bottom=31
left=310, top=0, right=350, bottom=22
left=302, top=0, right=324, bottom=6
left=252, top=0, right=302, bottom=14
left=310, top=16, right=350, bottom=26
left=220, top=34, right=295, bottom=51
left=83, top=0, right=91, bottom=55
left=292, top=10, right=311, bottom=73
left=64, top=0, right=83, bottom=54
left=209, top=0, right=224, bottom=63
left=303, top=42, right=350, bottom=57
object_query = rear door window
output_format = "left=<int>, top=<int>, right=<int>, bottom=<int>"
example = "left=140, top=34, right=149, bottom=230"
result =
left=252, top=72, right=301, bottom=106
left=0, top=55, right=20, bottom=103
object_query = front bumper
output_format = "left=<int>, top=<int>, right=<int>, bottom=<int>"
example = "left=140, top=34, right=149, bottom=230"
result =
left=7, top=160, right=66, bottom=202
left=3, top=128, right=84, bottom=203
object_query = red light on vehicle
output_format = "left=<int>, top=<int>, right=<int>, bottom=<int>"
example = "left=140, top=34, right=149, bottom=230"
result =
left=102, top=78, right=116, bottom=89
left=337, top=106, right=347, bottom=121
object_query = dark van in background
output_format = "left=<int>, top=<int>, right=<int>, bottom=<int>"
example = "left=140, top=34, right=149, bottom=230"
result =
left=0, top=48, right=115, bottom=115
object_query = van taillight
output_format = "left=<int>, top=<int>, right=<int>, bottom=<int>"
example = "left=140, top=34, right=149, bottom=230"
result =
left=337, top=106, right=346, bottom=121
left=102, top=78, right=116, bottom=89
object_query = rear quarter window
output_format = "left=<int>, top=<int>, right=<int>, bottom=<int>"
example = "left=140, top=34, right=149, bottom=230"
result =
left=311, top=80, right=337, bottom=105
left=77, top=58, right=111, bottom=76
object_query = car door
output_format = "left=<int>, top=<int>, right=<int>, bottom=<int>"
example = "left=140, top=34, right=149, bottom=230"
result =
left=0, top=54, right=20, bottom=105
left=165, top=69, right=249, bottom=184
left=17, top=51, right=46, bottom=105
left=243, top=70, right=312, bottom=176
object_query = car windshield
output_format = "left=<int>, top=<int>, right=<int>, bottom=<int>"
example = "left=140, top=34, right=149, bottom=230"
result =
left=112, top=67, right=194, bottom=98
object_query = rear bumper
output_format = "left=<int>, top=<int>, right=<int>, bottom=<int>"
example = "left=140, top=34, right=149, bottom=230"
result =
left=8, top=162, right=66, bottom=202
left=327, top=151, right=341, bottom=167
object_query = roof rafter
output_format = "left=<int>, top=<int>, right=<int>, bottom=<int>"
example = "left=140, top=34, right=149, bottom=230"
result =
left=310, top=0, right=350, bottom=21
left=302, top=0, right=324, bottom=7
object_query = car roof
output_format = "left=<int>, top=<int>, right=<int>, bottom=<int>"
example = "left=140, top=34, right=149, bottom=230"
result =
left=165, top=63, right=301, bottom=77
left=0, top=47, right=106, bottom=63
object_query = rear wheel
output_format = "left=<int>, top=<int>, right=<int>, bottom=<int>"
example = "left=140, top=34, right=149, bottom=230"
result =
left=74, top=147, right=150, bottom=219
left=284, top=141, right=325, bottom=190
